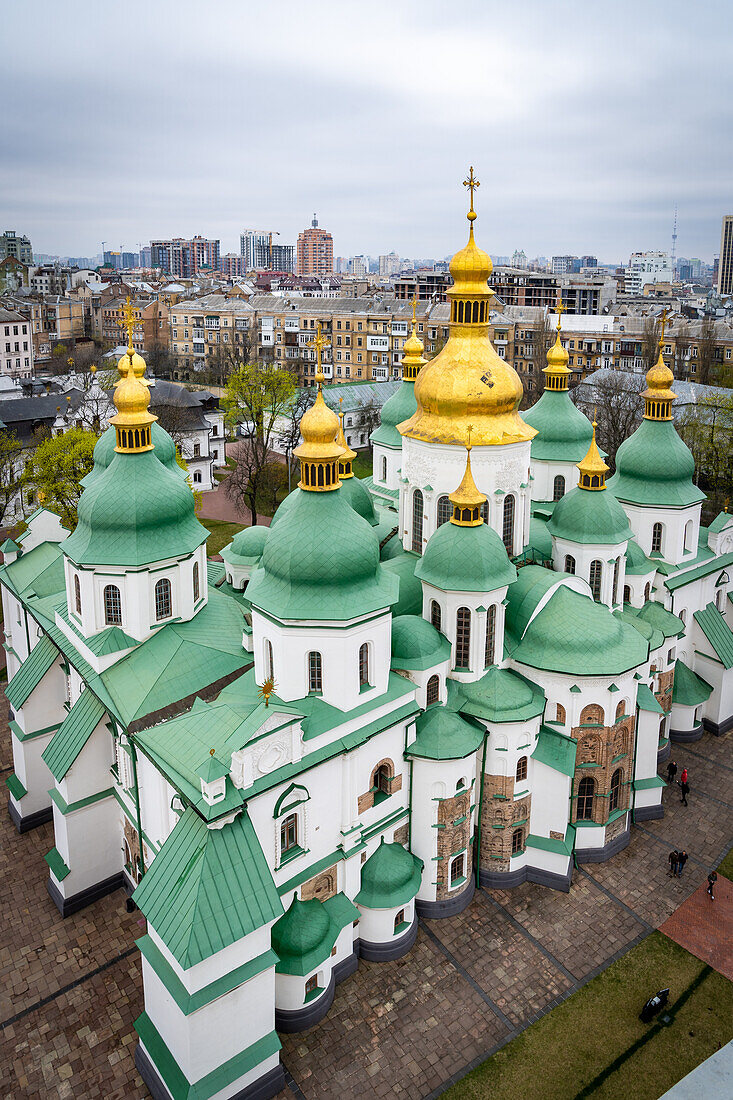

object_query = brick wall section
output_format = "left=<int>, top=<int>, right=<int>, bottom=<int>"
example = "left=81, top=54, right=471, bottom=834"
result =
left=571, top=715, right=635, bottom=825
left=357, top=759, right=402, bottom=816
left=479, top=786, right=531, bottom=872
left=435, top=790, right=472, bottom=899
left=655, top=669, right=674, bottom=714
left=301, top=865, right=338, bottom=901
left=393, top=823, right=409, bottom=846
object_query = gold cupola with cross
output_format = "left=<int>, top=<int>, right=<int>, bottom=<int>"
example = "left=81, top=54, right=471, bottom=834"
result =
left=401, top=298, right=427, bottom=382
left=399, top=168, right=535, bottom=447
left=576, top=417, right=609, bottom=491
left=449, top=426, right=487, bottom=526
left=109, top=298, right=157, bottom=452
left=116, top=296, right=148, bottom=383
left=642, top=309, right=677, bottom=421
left=294, top=323, right=343, bottom=490
left=544, top=300, right=572, bottom=391
left=336, top=396, right=357, bottom=479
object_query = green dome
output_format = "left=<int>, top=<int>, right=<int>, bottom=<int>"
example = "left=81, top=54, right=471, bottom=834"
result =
left=523, top=389, right=593, bottom=462
left=547, top=486, right=633, bottom=546
left=222, top=524, right=269, bottom=567
left=460, top=666, right=545, bottom=723
left=82, top=423, right=186, bottom=488
left=339, top=475, right=378, bottom=525
left=64, top=450, right=207, bottom=567
left=355, top=839, right=423, bottom=909
left=608, top=419, right=705, bottom=508
left=625, top=538, right=655, bottom=575
left=382, top=553, right=423, bottom=615
left=271, top=895, right=333, bottom=976
left=380, top=531, right=405, bottom=561
left=416, top=521, right=517, bottom=593
left=371, top=381, right=417, bottom=448
left=391, top=614, right=451, bottom=669
left=407, top=706, right=483, bottom=760
left=246, top=487, right=397, bottom=621
left=269, top=487, right=299, bottom=528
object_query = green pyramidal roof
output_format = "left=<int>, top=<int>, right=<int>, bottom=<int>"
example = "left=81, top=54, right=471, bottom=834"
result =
left=459, top=665, right=545, bottom=724
left=672, top=659, right=713, bottom=706
left=406, top=705, right=483, bottom=760
left=416, top=521, right=517, bottom=593
left=523, top=389, right=593, bottom=462
left=608, top=419, right=705, bottom=508
left=133, top=807, right=282, bottom=970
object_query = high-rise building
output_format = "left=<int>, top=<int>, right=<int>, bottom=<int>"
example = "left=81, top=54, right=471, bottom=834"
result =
left=0, top=230, right=33, bottom=265
left=150, top=237, right=220, bottom=277
left=350, top=255, right=368, bottom=277
left=270, top=243, right=295, bottom=272
left=240, top=231, right=271, bottom=270
left=140, top=246, right=152, bottom=268
left=551, top=255, right=577, bottom=275
left=296, top=214, right=333, bottom=276
left=379, top=252, right=400, bottom=277
left=625, top=251, right=672, bottom=295
left=717, top=215, right=733, bottom=295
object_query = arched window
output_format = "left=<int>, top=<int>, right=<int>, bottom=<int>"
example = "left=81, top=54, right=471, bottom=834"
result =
left=623, top=585, right=631, bottom=604
left=516, top=756, right=528, bottom=782
left=192, top=561, right=200, bottom=602
left=651, top=522, right=663, bottom=554
left=308, top=651, right=322, bottom=693
left=372, top=762, right=392, bottom=801
left=555, top=703, right=566, bottom=723
left=684, top=519, right=694, bottom=552
left=437, top=495, right=451, bottom=527
left=155, top=578, right=172, bottom=621
left=280, top=812, right=298, bottom=853
left=578, top=735, right=600, bottom=765
left=193, top=471, right=202, bottom=484
left=580, top=703, right=604, bottom=725
left=484, top=604, right=496, bottom=667
left=502, top=495, right=515, bottom=554
left=679, top=608, right=686, bottom=625
left=73, top=574, right=82, bottom=615
left=589, top=559, right=602, bottom=600
left=553, top=474, right=565, bottom=501
left=104, top=584, right=121, bottom=626
left=615, top=700, right=626, bottom=721
left=609, top=768, right=623, bottom=813
left=511, top=828, right=524, bottom=855
left=381, top=455, right=387, bottom=482
left=429, top=601, right=442, bottom=634
left=455, top=607, right=471, bottom=668
left=612, top=557, right=620, bottom=604
left=264, top=638, right=274, bottom=681
left=394, top=910, right=405, bottom=933
left=480, top=500, right=489, bottom=524
left=426, top=674, right=440, bottom=706
left=577, top=777, right=595, bottom=820
left=359, top=642, right=370, bottom=687
left=564, top=555, right=576, bottom=575
left=644, top=582, right=651, bottom=603
left=450, top=852, right=465, bottom=883
left=412, top=490, right=423, bottom=552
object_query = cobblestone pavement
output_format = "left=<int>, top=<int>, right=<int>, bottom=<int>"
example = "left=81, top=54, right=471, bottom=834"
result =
left=1, top=697, right=730, bottom=1098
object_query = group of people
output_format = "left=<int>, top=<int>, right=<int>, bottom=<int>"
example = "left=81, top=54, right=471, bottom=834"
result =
left=667, top=849, right=689, bottom=877
left=665, top=760, right=690, bottom=806
left=664, top=759, right=719, bottom=901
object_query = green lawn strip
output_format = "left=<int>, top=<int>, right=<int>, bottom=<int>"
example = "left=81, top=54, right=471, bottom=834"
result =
left=352, top=451, right=373, bottom=479
left=716, top=846, right=733, bottom=882
left=444, top=931, right=733, bottom=1100
left=200, top=520, right=245, bottom=557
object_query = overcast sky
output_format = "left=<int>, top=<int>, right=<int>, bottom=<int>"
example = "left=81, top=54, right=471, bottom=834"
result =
left=2, top=0, right=731, bottom=264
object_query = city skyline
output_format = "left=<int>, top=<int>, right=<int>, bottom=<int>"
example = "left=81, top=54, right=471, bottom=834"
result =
left=2, top=1, right=731, bottom=261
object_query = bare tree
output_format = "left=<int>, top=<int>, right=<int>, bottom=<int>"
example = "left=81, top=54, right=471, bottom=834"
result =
left=673, top=322, right=691, bottom=381
left=574, top=372, right=644, bottom=469
left=206, top=326, right=257, bottom=389
left=356, top=401, right=381, bottom=446
left=696, top=315, right=717, bottom=385
left=277, top=388, right=314, bottom=484
left=677, top=391, right=733, bottom=508
left=642, top=316, right=661, bottom=371
left=0, top=430, right=23, bottom=525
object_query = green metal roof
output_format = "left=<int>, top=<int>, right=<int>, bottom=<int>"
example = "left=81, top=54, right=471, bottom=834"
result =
left=665, top=551, right=733, bottom=592
left=5, top=635, right=59, bottom=709
left=504, top=565, right=567, bottom=639
left=625, top=539, right=655, bottom=576
left=415, top=521, right=517, bottom=594
left=82, top=423, right=187, bottom=490
left=532, top=724, right=576, bottom=777
left=672, top=659, right=713, bottom=706
left=406, top=705, right=483, bottom=760
left=355, top=839, right=423, bottom=909
left=636, top=682, right=665, bottom=714
left=636, top=600, right=685, bottom=638
left=607, top=419, right=706, bottom=508
left=133, top=807, right=283, bottom=970
left=247, top=486, right=397, bottom=621
left=547, top=486, right=633, bottom=546
left=708, top=511, right=732, bottom=534
left=507, top=581, right=649, bottom=676
left=458, top=665, right=545, bottom=724
left=339, top=475, right=379, bottom=526
left=42, top=690, right=106, bottom=781
left=693, top=602, right=733, bottom=668
left=220, top=524, right=268, bottom=567
left=63, top=449, right=208, bottom=568
left=271, top=892, right=357, bottom=976
left=526, top=516, right=553, bottom=561
left=370, top=380, right=417, bottom=448
left=390, top=614, right=451, bottom=670
left=382, top=553, right=424, bottom=616
left=0, top=541, right=66, bottom=600
left=523, top=389, right=593, bottom=461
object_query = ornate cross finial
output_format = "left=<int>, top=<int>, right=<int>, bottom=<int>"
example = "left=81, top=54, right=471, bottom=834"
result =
left=555, top=297, right=565, bottom=332
left=257, top=677, right=276, bottom=707
left=118, top=295, right=137, bottom=349
left=411, top=296, right=418, bottom=326
left=463, top=166, right=480, bottom=221
left=466, top=423, right=473, bottom=451
left=307, top=321, right=327, bottom=382
left=659, top=307, right=669, bottom=351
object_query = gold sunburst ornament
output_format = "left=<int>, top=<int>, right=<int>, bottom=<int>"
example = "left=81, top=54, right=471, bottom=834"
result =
left=118, top=295, right=137, bottom=349
left=258, top=677, right=277, bottom=707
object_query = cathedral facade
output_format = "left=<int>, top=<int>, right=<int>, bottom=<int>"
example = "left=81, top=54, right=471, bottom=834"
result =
left=3, top=182, right=733, bottom=1100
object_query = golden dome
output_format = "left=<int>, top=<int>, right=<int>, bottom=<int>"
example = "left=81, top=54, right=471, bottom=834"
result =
left=117, top=346, right=148, bottom=382
left=449, top=430, right=487, bottom=526
left=577, top=421, right=609, bottom=490
left=543, top=309, right=571, bottom=391
left=399, top=170, right=535, bottom=447
left=402, top=300, right=427, bottom=381
left=110, top=355, right=156, bottom=453
left=642, top=347, right=677, bottom=406
left=294, top=324, right=343, bottom=490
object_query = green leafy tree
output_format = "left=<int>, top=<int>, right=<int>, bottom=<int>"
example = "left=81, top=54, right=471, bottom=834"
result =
left=0, top=429, right=24, bottom=525
left=255, top=460, right=289, bottom=516
left=23, top=428, right=97, bottom=529
left=677, top=391, right=733, bottom=512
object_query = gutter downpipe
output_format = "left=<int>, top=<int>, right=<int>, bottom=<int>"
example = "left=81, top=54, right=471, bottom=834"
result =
left=127, top=734, right=146, bottom=879
left=476, top=729, right=488, bottom=887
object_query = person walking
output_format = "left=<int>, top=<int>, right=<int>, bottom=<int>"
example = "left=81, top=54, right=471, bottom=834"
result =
left=676, top=851, right=688, bottom=877
left=668, top=849, right=679, bottom=877
left=679, top=778, right=690, bottom=806
left=680, top=767, right=688, bottom=785
left=666, top=760, right=678, bottom=785
left=707, top=871, right=717, bottom=900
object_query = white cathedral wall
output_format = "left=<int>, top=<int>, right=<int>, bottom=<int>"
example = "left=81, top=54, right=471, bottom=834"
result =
left=412, top=754, right=477, bottom=904
left=529, top=460, right=580, bottom=504
left=399, top=436, right=532, bottom=556
left=621, top=502, right=701, bottom=567
left=136, top=749, right=180, bottom=854
left=527, top=759, right=572, bottom=841
left=482, top=717, right=541, bottom=793
left=551, top=537, right=627, bottom=609
left=371, top=443, right=401, bottom=494
left=9, top=658, right=68, bottom=821
left=392, top=658, right=451, bottom=709
left=420, top=582, right=509, bottom=683
left=357, top=899, right=415, bottom=945
left=1, top=587, right=30, bottom=665
left=50, top=791, right=120, bottom=898
left=251, top=609, right=392, bottom=710
left=634, top=708, right=663, bottom=787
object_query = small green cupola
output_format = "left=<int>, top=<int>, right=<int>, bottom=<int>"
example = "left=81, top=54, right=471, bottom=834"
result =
left=355, top=838, right=423, bottom=909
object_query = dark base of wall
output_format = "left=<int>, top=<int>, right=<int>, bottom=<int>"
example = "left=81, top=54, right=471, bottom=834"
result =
left=358, top=914, right=418, bottom=962
left=575, top=823, right=631, bottom=864
left=8, top=800, right=52, bottom=834
left=136, top=1042, right=285, bottom=1100
left=479, top=861, right=573, bottom=894
left=703, top=714, right=733, bottom=737
left=47, top=871, right=124, bottom=918
left=657, top=740, right=671, bottom=764
left=634, top=804, right=664, bottom=821
left=276, top=969, right=336, bottom=1034
left=416, top=876, right=475, bottom=919
left=332, top=952, right=359, bottom=983
left=670, top=723, right=703, bottom=743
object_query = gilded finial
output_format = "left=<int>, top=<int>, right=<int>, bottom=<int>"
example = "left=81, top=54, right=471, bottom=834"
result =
left=118, top=295, right=137, bottom=350
left=209, top=748, right=216, bottom=757
left=307, top=321, right=327, bottom=386
left=466, top=423, right=473, bottom=451
left=463, top=166, right=480, bottom=222
left=555, top=297, right=565, bottom=332
left=258, top=677, right=277, bottom=707
left=658, top=307, right=669, bottom=351
left=411, top=296, right=417, bottom=327
left=725, top=498, right=729, bottom=513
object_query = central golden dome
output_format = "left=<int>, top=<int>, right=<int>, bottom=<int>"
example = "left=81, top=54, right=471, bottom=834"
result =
left=399, top=170, right=535, bottom=447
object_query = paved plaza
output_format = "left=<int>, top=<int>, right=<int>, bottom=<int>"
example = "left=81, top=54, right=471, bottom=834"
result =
left=0, top=690, right=730, bottom=1099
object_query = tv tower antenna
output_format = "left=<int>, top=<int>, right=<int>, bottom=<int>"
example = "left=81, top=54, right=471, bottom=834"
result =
left=671, top=204, right=678, bottom=276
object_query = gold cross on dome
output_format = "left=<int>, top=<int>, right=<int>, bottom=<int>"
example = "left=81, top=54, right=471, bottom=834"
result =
left=463, top=166, right=480, bottom=214
left=659, top=307, right=669, bottom=350
left=307, top=321, right=327, bottom=382
left=555, top=297, right=566, bottom=331
left=411, top=296, right=418, bottom=325
left=466, top=423, right=474, bottom=451
left=118, top=295, right=137, bottom=349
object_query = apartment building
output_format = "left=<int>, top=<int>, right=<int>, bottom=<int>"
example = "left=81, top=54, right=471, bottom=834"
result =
left=487, top=267, right=615, bottom=314
left=101, top=298, right=169, bottom=352
left=296, top=215, right=333, bottom=275
left=393, top=271, right=452, bottom=302
left=169, top=295, right=256, bottom=376
left=0, top=231, right=33, bottom=265
left=0, top=307, right=34, bottom=378
left=625, top=251, right=672, bottom=295
left=150, top=237, right=221, bottom=278
left=718, top=216, right=733, bottom=296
